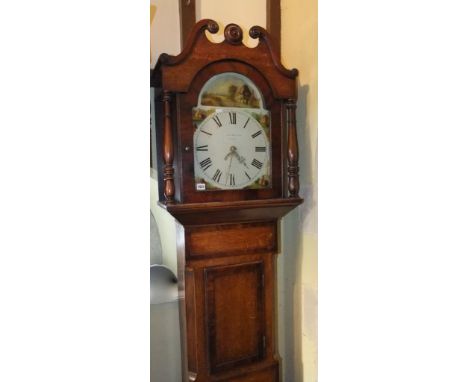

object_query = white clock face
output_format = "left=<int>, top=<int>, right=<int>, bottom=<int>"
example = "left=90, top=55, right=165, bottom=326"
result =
left=193, top=110, right=270, bottom=190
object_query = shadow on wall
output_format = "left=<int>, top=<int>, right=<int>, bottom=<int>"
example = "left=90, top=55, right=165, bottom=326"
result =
left=150, top=211, right=163, bottom=265
left=279, top=83, right=311, bottom=382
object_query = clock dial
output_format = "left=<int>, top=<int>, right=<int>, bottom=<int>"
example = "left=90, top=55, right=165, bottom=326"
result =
left=194, top=110, right=270, bottom=190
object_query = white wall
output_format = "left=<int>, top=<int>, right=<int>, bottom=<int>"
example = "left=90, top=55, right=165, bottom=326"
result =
left=282, top=0, right=318, bottom=380
left=150, top=0, right=181, bottom=68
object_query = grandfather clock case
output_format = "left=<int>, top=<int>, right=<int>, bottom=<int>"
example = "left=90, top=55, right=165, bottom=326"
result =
left=152, top=20, right=302, bottom=382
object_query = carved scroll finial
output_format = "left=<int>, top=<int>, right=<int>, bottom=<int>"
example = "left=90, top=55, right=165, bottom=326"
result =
left=286, top=98, right=300, bottom=197
left=224, top=24, right=243, bottom=45
left=249, top=25, right=299, bottom=79
left=249, top=25, right=264, bottom=40
left=162, top=91, right=175, bottom=204
left=159, top=53, right=170, bottom=65
left=207, top=20, right=219, bottom=34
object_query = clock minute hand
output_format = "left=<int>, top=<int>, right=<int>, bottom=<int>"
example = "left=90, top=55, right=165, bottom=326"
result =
left=233, top=150, right=249, bottom=169
left=224, top=152, right=234, bottom=184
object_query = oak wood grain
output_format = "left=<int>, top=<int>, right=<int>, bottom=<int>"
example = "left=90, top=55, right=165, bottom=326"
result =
left=186, top=222, right=277, bottom=259
left=205, top=262, right=265, bottom=373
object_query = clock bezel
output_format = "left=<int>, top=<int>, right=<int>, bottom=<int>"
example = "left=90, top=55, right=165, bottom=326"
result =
left=177, top=61, right=284, bottom=204
left=193, top=109, right=272, bottom=191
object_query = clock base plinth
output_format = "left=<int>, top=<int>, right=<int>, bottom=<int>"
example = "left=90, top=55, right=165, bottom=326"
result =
left=188, top=360, right=279, bottom=382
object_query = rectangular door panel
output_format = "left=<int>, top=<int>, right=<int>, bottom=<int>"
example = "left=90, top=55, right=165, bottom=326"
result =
left=204, top=262, right=265, bottom=374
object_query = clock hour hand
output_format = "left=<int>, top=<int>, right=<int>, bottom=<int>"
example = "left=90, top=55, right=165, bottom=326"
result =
left=224, top=145, right=237, bottom=161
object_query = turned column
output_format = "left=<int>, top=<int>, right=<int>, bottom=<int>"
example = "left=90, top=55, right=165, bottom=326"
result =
left=162, top=90, right=175, bottom=203
left=286, top=98, right=299, bottom=197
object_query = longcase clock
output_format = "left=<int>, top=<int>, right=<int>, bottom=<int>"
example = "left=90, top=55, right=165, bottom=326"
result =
left=151, top=19, right=302, bottom=382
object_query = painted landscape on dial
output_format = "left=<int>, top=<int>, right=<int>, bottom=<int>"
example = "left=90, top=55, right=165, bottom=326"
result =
left=200, top=74, right=261, bottom=109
